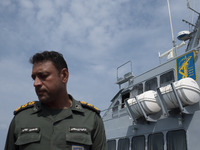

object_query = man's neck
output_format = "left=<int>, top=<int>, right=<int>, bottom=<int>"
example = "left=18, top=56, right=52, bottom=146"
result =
left=45, top=93, right=72, bottom=109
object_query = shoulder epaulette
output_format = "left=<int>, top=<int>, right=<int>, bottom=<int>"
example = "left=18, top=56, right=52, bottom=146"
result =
left=14, top=101, right=36, bottom=115
left=80, top=101, right=100, bottom=114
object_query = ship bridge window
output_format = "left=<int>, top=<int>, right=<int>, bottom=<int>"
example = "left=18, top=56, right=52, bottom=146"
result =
left=107, top=140, right=116, bottom=150
left=167, top=130, right=187, bottom=150
left=148, top=133, right=164, bottom=150
left=121, top=92, right=130, bottom=108
left=131, top=135, right=145, bottom=150
left=160, top=70, right=174, bottom=87
left=118, top=138, right=130, bottom=150
left=145, top=77, right=158, bottom=91
left=132, top=83, right=143, bottom=96
left=113, top=101, right=119, bottom=112
left=112, top=101, right=119, bottom=117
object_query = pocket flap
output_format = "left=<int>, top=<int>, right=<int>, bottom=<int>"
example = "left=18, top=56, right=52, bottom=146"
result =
left=66, top=132, right=92, bottom=145
left=15, top=133, right=41, bottom=145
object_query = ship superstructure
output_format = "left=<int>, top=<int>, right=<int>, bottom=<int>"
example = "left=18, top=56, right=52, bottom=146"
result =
left=102, top=2, right=200, bottom=150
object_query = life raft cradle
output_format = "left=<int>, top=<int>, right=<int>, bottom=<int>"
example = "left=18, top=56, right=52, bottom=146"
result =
left=125, top=82, right=199, bottom=125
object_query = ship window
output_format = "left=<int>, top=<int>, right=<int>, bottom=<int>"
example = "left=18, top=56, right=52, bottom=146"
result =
left=145, top=77, right=158, bottom=91
left=107, top=140, right=116, bottom=150
left=112, top=101, right=119, bottom=118
left=121, top=92, right=130, bottom=108
left=118, top=138, right=130, bottom=150
left=113, top=101, right=119, bottom=113
left=131, top=135, right=145, bottom=150
left=132, top=83, right=143, bottom=96
left=167, top=130, right=187, bottom=150
left=148, top=133, right=164, bottom=150
left=160, top=70, right=174, bottom=87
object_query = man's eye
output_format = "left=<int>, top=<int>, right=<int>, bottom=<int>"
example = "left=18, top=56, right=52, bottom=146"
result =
left=31, top=73, right=49, bottom=81
left=32, top=75, right=36, bottom=80
left=39, top=74, right=48, bottom=80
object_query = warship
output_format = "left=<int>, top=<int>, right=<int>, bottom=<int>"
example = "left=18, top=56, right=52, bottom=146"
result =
left=102, top=1, right=200, bottom=150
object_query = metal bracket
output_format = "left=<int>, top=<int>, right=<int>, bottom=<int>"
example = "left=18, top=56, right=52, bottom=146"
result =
left=125, top=97, right=157, bottom=123
left=134, top=96, right=157, bottom=122
left=171, top=83, right=193, bottom=114
left=124, top=99, right=137, bottom=124
left=156, top=88, right=169, bottom=118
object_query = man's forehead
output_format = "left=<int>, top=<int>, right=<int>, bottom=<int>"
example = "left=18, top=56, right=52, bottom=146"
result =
left=32, top=61, right=56, bottom=72
left=33, top=61, right=54, bottom=67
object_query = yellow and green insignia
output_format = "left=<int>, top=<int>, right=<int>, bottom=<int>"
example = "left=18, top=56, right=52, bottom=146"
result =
left=72, top=145, right=84, bottom=150
left=80, top=101, right=100, bottom=114
left=14, top=101, right=36, bottom=115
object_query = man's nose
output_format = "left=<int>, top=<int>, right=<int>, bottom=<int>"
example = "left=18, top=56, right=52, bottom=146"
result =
left=34, top=77, right=42, bottom=87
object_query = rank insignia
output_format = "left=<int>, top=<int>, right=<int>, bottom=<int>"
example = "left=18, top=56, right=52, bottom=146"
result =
left=14, top=101, right=36, bottom=115
left=80, top=101, right=100, bottom=114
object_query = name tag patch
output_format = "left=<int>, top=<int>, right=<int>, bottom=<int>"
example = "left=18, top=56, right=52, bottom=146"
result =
left=72, top=145, right=84, bottom=150
left=21, top=127, right=40, bottom=134
left=70, top=127, right=88, bottom=134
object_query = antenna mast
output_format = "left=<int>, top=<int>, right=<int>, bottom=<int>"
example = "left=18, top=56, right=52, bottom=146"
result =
left=187, top=0, right=200, bottom=15
left=167, top=0, right=177, bottom=57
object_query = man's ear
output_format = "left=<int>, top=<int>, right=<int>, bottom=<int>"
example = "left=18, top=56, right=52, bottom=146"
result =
left=60, top=68, right=69, bottom=83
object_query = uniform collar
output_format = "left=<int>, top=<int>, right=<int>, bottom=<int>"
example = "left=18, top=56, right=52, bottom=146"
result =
left=31, top=94, right=85, bottom=114
left=32, top=101, right=42, bottom=114
left=70, top=94, right=85, bottom=114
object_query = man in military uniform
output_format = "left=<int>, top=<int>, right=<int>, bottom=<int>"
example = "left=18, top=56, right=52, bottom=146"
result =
left=5, top=51, right=107, bottom=150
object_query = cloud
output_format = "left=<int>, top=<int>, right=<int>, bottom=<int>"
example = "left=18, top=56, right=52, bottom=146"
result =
left=1, top=0, right=198, bottom=148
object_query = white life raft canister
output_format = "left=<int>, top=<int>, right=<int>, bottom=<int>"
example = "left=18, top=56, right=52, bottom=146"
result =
left=127, top=90, right=161, bottom=118
left=156, top=77, right=200, bottom=109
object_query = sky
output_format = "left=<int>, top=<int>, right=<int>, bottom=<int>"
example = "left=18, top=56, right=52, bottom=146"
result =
left=0, top=0, right=200, bottom=148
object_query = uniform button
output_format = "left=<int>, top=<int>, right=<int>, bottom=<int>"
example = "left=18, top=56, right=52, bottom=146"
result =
left=75, top=104, right=81, bottom=109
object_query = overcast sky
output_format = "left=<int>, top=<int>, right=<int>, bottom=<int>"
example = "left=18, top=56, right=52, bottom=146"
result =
left=1, top=0, right=200, bottom=148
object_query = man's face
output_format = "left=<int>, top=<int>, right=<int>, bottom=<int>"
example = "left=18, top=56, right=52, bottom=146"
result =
left=31, top=61, right=67, bottom=103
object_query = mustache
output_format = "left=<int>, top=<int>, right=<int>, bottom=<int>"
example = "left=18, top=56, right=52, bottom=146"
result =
left=35, top=88, right=48, bottom=94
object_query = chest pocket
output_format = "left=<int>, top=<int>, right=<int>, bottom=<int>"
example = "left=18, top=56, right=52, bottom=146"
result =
left=66, top=132, right=92, bottom=149
left=15, top=132, right=41, bottom=146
